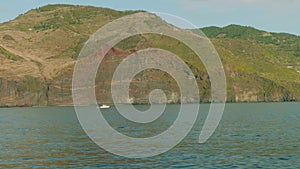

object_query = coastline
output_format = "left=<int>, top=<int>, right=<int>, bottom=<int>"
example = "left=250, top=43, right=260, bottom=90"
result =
left=0, top=100, right=298, bottom=109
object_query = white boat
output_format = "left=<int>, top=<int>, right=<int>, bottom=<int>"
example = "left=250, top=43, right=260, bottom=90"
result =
left=99, top=105, right=110, bottom=109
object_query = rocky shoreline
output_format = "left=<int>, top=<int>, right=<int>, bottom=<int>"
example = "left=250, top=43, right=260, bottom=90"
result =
left=0, top=100, right=298, bottom=109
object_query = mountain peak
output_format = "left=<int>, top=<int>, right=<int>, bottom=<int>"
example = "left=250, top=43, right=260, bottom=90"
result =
left=201, top=24, right=264, bottom=39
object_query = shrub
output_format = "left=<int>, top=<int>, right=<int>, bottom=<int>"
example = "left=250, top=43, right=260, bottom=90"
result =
left=33, top=23, right=57, bottom=31
left=2, top=34, right=14, bottom=41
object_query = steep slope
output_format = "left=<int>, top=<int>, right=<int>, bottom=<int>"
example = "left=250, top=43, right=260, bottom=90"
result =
left=199, top=25, right=300, bottom=101
left=0, top=5, right=299, bottom=106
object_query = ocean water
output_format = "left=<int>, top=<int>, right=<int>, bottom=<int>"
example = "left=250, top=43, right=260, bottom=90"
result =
left=0, top=103, right=299, bottom=168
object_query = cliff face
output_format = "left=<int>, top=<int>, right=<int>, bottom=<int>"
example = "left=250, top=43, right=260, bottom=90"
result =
left=0, top=77, right=47, bottom=107
left=0, top=5, right=299, bottom=107
left=229, top=73, right=293, bottom=102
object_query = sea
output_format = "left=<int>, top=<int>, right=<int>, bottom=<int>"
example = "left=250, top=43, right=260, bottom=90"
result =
left=0, top=102, right=299, bottom=168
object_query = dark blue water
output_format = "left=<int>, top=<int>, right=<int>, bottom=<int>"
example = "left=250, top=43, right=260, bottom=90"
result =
left=0, top=103, right=299, bottom=168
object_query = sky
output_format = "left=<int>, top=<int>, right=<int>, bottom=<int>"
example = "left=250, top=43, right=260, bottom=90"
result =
left=0, top=0, right=299, bottom=35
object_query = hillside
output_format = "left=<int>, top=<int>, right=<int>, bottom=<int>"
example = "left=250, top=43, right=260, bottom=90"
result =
left=199, top=25, right=300, bottom=101
left=0, top=4, right=299, bottom=107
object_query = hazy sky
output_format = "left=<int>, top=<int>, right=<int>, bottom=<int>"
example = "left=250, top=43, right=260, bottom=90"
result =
left=0, top=0, right=299, bottom=35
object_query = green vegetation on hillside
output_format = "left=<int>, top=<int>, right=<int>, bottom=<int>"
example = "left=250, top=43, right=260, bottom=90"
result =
left=2, top=34, right=14, bottom=41
left=0, top=46, right=23, bottom=61
left=201, top=24, right=300, bottom=57
left=199, top=25, right=300, bottom=100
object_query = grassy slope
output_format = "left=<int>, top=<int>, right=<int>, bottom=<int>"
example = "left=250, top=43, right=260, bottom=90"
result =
left=0, top=5, right=140, bottom=78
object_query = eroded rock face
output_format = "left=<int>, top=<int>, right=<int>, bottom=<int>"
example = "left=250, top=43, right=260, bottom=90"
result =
left=47, top=74, right=73, bottom=106
left=0, top=76, right=48, bottom=107
left=0, top=62, right=296, bottom=107
left=0, top=43, right=296, bottom=107
left=230, top=73, right=293, bottom=103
